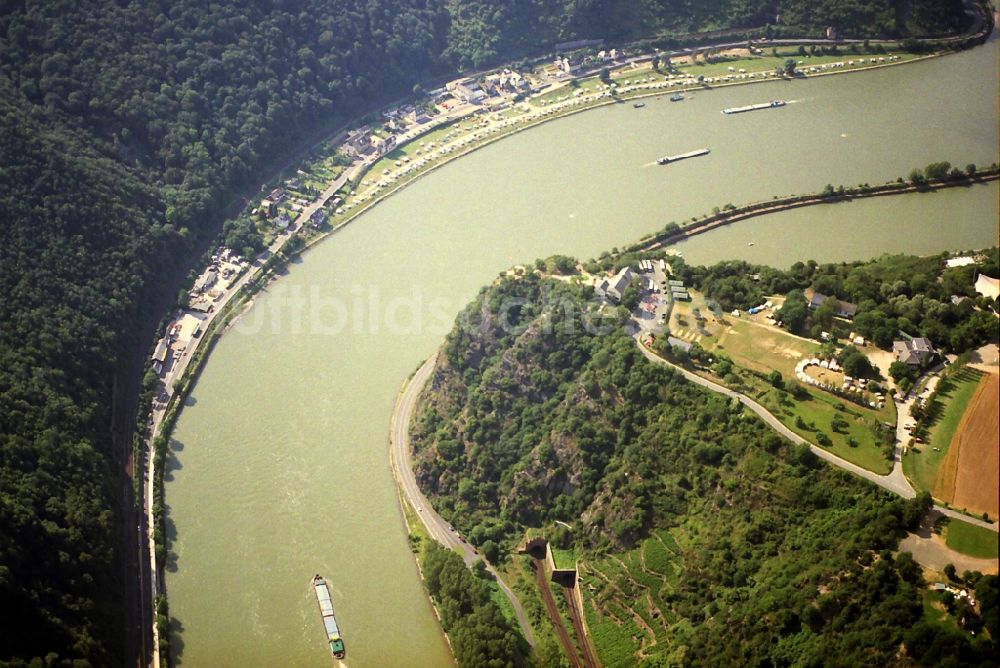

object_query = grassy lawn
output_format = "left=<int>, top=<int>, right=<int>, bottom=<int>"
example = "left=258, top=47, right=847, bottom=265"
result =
left=904, top=368, right=983, bottom=493
left=487, top=579, right=519, bottom=627
left=670, top=291, right=894, bottom=473
left=530, top=78, right=605, bottom=106
left=550, top=546, right=577, bottom=570
left=751, top=376, right=894, bottom=473
left=360, top=120, right=462, bottom=183
left=918, top=589, right=965, bottom=634
left=530, top=50, right=919, bottom=107
left=399, top=496, right=431, bottom=554
left=944, top=519, right=999, bottom=559
left=674, top=51, right=919, bottom=79
left=715, top=318, right=818, bottom=378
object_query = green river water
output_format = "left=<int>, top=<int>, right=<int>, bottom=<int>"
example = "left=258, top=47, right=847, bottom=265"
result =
left=167, top=39, right=999, bottom=667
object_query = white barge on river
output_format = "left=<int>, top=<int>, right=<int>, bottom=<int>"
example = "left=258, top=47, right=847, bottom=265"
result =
left=723, top=100, right=786, bottom=114
left=658, top=148, right=710, bottom=165
left=313, top=574, right=346, bottom=660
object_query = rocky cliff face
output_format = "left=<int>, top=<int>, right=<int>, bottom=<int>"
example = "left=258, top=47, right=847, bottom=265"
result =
left=406, top=271, right=758, bottom=550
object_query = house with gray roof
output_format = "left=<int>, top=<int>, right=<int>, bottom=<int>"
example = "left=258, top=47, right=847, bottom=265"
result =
left=893, top=337, right=935, bottom=367
left=808, top=291, right=858, bottom=319
left=595, top=267, right=634, bottom=302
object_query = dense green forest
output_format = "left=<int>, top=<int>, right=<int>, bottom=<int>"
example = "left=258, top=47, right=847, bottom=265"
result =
left=675, top=251, right=1000, bottom=350
left=420, top=543, right=527, bottom=667
left=0, top=0, right=978, bottom=663
left=410, top=272, right=997, bottom=664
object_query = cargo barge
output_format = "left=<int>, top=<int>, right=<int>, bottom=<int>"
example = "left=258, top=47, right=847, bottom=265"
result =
left=722, top=100, right=786, bottom=114
left=657, top=148, right=710, bottom=165
left=313, top=575, right=346, bottom=660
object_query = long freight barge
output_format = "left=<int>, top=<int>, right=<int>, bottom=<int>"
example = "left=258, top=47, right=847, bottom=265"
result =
left=723, top=100, right=786, bottom=114
left=657, top=148, right=710, bottom=165
left=313, top=575, right=346, bottom=660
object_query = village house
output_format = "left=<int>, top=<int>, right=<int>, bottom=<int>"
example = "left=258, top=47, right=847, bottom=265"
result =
left=309, top=209, right=328, bottom=228
left=369, top=133, right=397, bottom=156
left=189, top=298, right=214, bottom=314
left=893, top=337, right=936, bottom=367
left=259, top=186, right=288, bottom=218
left=151, top=339, right=169, bottom=375
left=482, top=69, right=530, bottom=97
left=807, top=291, right=858, bottom=319
left=447, top=77, right=487, bottom=104
left=192, top=268, right=217, bottom=293
left=500, top=69, right=530, bottom=94
left=555, top=57, right=580, bottom=75
left=259, top=197, right=278, bottom=218
left=595, top=266, right=634, bottom=302
left=405, top=108, right=431, bottom=125
left=343, top=127, right=374, bottom=157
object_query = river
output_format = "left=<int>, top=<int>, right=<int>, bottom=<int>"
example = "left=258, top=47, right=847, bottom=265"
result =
left=166, top=38, right=999, bottom=666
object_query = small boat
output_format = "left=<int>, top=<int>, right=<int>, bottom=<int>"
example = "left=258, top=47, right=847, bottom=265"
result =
left=670, top=94, right=684, bottom=102
left=633, top=102, right=646, bottom=108
left=748, top=242, right=755, bottom=246
left=313, top=575, right=346, bottom=659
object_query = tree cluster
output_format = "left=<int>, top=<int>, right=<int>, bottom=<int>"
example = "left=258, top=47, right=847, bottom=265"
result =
left=0, top=0, right=980, bottom=661
left=421, top=543, right=526, bottom=667
left=678, top=252, right=999, bottom=352
left=414, top=272, right=996, bottom=665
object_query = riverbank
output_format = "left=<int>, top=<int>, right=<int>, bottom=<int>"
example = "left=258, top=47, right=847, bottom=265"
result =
left=631, top=169, right=1000, bottom=253
left=152, top=28, right=996, bottom=660
left=317, top=49, right=942, bottom=240
left=388, top=356, right=537, bottom=650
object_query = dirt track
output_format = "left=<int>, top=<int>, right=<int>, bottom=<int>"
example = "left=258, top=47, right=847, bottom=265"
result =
left=936, top=371, right=999, bottom=519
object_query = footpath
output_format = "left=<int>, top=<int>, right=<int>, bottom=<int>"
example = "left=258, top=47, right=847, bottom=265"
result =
left=634, top=337, right=998, bottom=532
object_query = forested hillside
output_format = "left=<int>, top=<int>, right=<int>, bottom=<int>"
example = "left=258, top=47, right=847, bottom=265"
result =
left=410, top=272, right=998, bottom=665
left=0, top=0, right=976, bottom=664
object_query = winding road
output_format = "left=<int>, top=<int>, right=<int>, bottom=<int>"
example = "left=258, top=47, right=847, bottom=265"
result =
left=389, top=355, right=536, bottom=648
left=634, top=338, right=998, bottom=532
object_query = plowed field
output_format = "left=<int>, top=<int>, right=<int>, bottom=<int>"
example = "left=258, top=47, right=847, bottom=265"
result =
left=935, top=371, right=999, bottom=519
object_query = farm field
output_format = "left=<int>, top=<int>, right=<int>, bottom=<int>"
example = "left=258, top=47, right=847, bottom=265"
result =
left=580, top=529, right=686, bottom=666
left=904, top=367, right=984, bottom=496
left=935, top=371, right=999, bottom=520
